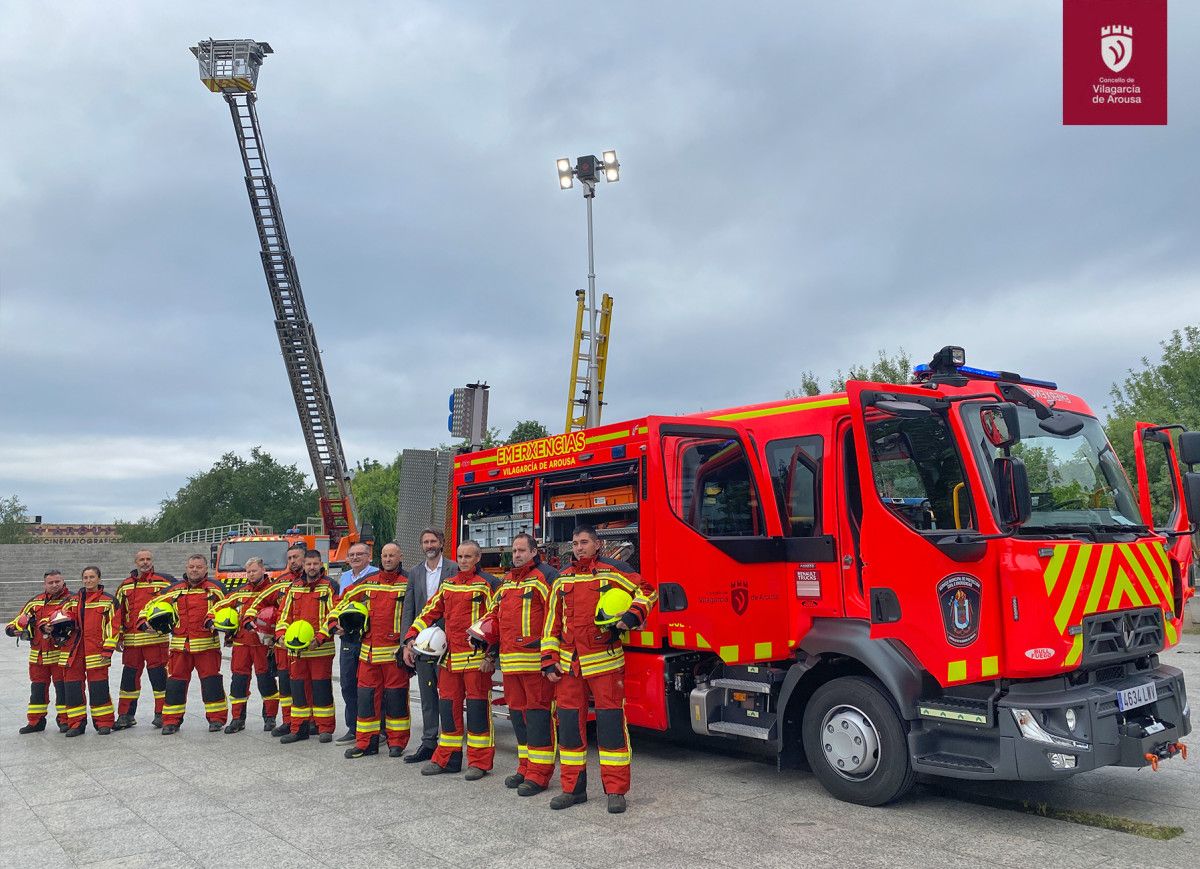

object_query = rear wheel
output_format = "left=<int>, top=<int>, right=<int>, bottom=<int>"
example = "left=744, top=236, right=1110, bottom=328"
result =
left=801, top=675, right=915, bottom=806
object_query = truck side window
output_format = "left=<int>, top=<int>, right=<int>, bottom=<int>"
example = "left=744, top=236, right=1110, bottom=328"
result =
left=664, top=436, right=764, bottom=537
left=865, top=413, right=974, bottom=532
left=765, top=436, right=822, bottom=537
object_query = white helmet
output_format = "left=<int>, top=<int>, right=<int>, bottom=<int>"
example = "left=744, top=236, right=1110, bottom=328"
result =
left=412, top=625, right=447, bottom=663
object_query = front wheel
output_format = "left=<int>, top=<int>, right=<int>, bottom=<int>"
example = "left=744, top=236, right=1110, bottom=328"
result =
left=801, top=675, right=915, bottom=806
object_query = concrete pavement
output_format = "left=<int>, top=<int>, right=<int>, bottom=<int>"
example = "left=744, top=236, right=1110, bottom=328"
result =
left=1, top=636, right=1197, bottom=868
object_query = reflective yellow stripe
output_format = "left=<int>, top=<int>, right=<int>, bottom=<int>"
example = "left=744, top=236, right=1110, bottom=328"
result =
left=1064, top=634, right=1084, bottom=667
left=1119, top=544, right=1162, bottom=606
left=385, top=717, right=410, bottom=730
left=1054, top=544, right=1092, bottom=633
left=312, top=705, right=335, bottom=716
left=466, top=734, right=494, bottom=747
left=558, top=749, right=586, bottom=765
left=1043, top=545, right=1068, bottom=593
left=163, top=704, right=186, bottom=715
left=119, top=690, right=140, bottom=700
left=516, top=745, right=529, bottom=759
left=598, top=749, right=631, bottom=764
left=1165, top=621, right=1178, bottom=644
left=357, top=719, right=381, bottom=732
left=92, top=704, right=114, bottom=716
left=438, top=733, right=463, bottom=748
left=980, top=656, right=998, bottom=678
left=708, top=396, right=849, bottom=422
left=203, top=701, right=227, bottom=712
left=527, top=749, right=556, bottom=763
left=718, top=646, right=738, bottom=664
left=947, top=660, right=967, bottom=682
left=28, top=704, right=48, bottom=713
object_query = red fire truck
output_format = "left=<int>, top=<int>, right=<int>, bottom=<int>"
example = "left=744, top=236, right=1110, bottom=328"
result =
left=450, top=347, right=1196, bottom=805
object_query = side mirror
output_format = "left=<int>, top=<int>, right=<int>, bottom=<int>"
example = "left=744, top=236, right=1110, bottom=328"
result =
left=980, top=403, right=1020, bottom=449
left=994, top=456, right=1032, bottom=527
left=1179, top=432, right=1200, bottom=467
left=209, top=543, right=218, bottom=570
left=1038, top=412, right=1084, bottom=438
left=1182, top=472, right=1200, bottom=527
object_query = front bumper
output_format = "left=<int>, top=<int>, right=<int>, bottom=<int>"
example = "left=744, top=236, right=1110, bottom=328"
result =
left=910, top=659, right=1191, bottom=780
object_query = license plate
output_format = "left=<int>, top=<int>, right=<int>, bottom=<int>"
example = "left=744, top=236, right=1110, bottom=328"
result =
left=1116, top=681, right=1157, bottom=712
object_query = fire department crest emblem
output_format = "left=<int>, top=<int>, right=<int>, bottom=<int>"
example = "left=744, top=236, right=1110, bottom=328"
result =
left=1101, top=25, right=1133, bottom=73
left=730, top=579, right=749, bottom=616
left=936, top=574, right=982, bottom=648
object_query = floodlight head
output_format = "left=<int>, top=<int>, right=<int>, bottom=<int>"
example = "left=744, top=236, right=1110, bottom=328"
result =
left=602, top=150, right=617, bottom=166
left=557, top=157, right=574, bottom=189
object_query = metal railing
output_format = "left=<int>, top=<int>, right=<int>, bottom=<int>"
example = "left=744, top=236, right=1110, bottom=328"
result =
left=167, top=520, right=273, bottom=544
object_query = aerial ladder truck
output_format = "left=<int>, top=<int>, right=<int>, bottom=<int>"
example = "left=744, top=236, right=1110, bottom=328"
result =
left=189, top=39, right=367, bottom=586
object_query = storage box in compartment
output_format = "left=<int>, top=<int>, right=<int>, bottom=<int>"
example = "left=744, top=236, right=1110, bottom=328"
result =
left=511, top=516, right=534, bottom=538
left=590, top=485, right=636, bottom=507
left=511, top=493, right=534, bottom=514
left=468, top=522, right=490, bottom=547
left=550, top=492, right=592, bottom=511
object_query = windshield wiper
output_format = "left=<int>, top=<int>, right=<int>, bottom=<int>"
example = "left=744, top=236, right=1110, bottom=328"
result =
left=1093, top=523, right=1149, bottom=535
left=1019, top=523, right=1098, bottom=541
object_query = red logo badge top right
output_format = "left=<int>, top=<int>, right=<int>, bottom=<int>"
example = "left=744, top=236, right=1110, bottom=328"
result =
left=1063, top=0, right=1167, bottom=125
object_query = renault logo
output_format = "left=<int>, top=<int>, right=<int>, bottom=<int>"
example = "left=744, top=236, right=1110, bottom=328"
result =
left=1121, top=615, right=1136, bottom=650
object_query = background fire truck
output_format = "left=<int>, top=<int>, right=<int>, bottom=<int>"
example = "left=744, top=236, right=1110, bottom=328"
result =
left=450, top=346, right=1196, bottom=805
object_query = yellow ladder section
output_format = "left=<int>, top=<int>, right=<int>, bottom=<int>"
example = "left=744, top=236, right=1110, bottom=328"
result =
left=565, top=291, right=614, bottom=432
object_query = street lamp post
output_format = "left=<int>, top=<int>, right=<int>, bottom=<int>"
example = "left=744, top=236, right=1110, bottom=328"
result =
left=558, top=150, right=619, bottom=428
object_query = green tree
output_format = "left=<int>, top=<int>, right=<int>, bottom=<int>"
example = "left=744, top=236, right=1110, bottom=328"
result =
left=154, top=448, right=317, bottom=540
left=788, top=348, right=913, bottom=397
left=351, top=455, right=402, bottom=558
left=0, top=495, right=34, bottom=543
left=113, top=517, right=161, bottom=542
left=437, top=425, right=503, bottom=453
left=1105, top=326, right=1200, bottom=522
left=507, top=420, right=550, bottom=445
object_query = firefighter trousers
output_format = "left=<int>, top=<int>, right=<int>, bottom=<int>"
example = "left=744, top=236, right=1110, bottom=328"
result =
left=503, top=670, right=557, bottom=787
left=557, top=668, right=631, bottom=796
left=229, top=644, right=279, bottom=723
left=62, top=655, right=114, bottom=729
left=27, top=661, right=68, bottom=727
left=273, top=646, right=292, bottom=726
left=355, top=660, right=410, bottom=749
left=289, top=654, right=335, bottom=734
left=163, top=649, right=226, bottom=726
left=117, top=643, right=168, bottom=719
left=432, top=668, right=493, bottom=771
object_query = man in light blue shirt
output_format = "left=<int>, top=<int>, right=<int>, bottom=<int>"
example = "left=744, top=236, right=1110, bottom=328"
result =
left=335, top=542, right=380, bottom=744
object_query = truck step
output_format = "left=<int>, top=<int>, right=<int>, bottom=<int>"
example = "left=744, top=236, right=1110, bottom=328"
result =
left=917, top=697, right=992, bottom=726
left=708, top=721, right=774, bottom=740
left=711, top=678, right=772, bottom=694
left=915, top=752, right=995, bottom=773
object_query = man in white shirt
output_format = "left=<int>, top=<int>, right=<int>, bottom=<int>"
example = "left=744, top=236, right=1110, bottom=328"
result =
left=334, top=542, right=380, bottom=745
left=400, top=528, right=458, bottom=762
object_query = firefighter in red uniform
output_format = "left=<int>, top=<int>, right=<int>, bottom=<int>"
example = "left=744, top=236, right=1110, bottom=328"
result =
left=245, top=541, right=305, bottom=736
left=490, top=533, right=558, bottom=795
left=276, top=549, right=338, bottom=743
left=112, top=549, right=173, bottom=729
left=142, top=555, right=228, bottom=734
left=58, top=566, right=121, bottom=735
left=212, top=556, right=279, bottom=733
left=5, top=570, right=71, bottom=734
left=542, top=525, right=657, bottom=814
left=403, top=540, right=496, bottom=779
left=328, top=542, right=410, bottom=758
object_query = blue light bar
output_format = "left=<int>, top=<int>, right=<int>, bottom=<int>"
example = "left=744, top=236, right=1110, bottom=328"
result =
left=912, top=364, right=1057, bottom=390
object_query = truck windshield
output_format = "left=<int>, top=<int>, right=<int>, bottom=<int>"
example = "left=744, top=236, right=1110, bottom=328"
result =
left=961, top=405, right=1144, bottom=531
left=218, top=540, right=289, bottom=572
left=864, top=411, right=975, bottom=532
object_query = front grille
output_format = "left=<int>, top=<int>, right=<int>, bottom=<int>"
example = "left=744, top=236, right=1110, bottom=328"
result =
left=1081, top=607, right=1163, bottom=666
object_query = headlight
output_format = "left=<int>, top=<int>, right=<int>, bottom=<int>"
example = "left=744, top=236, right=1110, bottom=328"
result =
left=1064, top=707, right=1077, bottom=733
left=1010, top=708, right=1089, bottom=749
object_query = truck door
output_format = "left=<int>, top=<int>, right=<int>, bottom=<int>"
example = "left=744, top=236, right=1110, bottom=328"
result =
left=844, top=382, right=1003, bottom=688
left=649, top=420, right=792, bottom=664
left=1134, top=422, right=1191, bottom=625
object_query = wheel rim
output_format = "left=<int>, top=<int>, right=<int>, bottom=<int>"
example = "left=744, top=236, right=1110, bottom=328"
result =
left=819, top=703, right=881, bottom=781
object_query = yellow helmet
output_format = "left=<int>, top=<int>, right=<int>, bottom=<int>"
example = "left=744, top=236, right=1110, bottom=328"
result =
left=144, top=600, right=178, bottom=635
left=283, top=619, right=315, bottom=651
left=211, top=607, right=240, bottom=634
left=337, top=600, right=369, bottom=637
left=595, top=588, right=633, bottom=629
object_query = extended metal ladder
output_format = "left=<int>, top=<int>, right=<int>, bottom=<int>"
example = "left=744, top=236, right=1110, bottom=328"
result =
left=565, top=289, right=613, bottom=432
left=191, top=40, right=357, bottom=549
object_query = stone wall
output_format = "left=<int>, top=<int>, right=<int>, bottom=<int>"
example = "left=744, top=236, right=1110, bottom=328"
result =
left=0, top=543, right=199, bottom=613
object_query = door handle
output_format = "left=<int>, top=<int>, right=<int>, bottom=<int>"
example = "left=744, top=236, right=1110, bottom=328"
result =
left=842, top=555, right=854, bottom=568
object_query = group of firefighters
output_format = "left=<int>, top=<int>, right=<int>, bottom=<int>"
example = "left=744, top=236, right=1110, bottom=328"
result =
left=5, top=526, right=657, bottom=814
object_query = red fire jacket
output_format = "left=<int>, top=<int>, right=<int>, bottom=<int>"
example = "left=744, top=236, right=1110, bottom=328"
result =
left=114, top=570, right=173, bottom=648
left=275, top=572, right=337, bottom=658
left=327, top=569, right=407, bottom=664
left=5, top=589, right=71, bottom=666
left=488, top=561, right=554, bottom=673
left=541, top=557, right=657, bottom=678
left=212, top=576, right=273, bottom=647
left=406, top=569, right=494, bottom=672
left=142, top=578, right=226, bottom=653
left=244, top=568, right=301, bottom=628
left=61, top=587, right=122, bottom=670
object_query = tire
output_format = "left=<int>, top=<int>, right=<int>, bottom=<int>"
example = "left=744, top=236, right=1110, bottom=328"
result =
left=801, top=675, right=916, bottom=806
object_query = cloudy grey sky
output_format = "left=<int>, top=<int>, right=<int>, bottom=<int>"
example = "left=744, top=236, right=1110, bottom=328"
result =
left=2, top=1, right=1197, bottom=522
